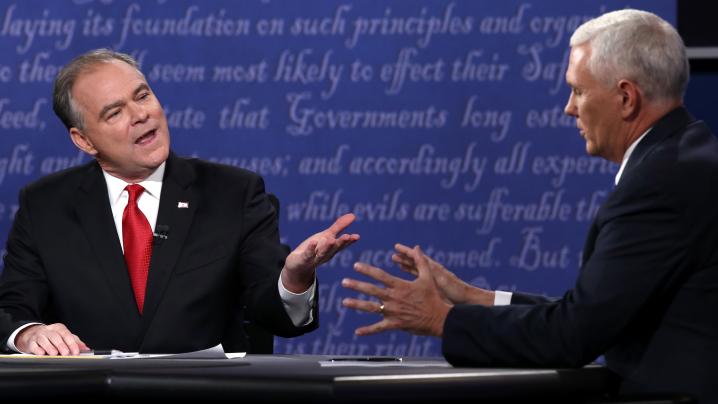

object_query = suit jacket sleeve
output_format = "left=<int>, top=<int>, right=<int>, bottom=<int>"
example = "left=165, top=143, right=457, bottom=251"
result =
left=442, top=169, right=690, bottom=367
left=0, top=187, right=49, bottom=349
left=235, top=174, right=318, bottom=338
left=510, top=292, right=554, bottom=305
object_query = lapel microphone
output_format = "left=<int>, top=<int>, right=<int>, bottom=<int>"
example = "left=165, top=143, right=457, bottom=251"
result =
left=153, top=225, right=170, bottom=245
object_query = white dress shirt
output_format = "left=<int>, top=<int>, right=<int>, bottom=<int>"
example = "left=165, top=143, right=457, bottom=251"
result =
left=614, top=128, right=651, bottom=186
left=7, top=162, right=314, bottom=352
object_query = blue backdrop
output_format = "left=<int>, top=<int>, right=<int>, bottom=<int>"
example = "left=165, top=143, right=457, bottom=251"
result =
left=0, top=0, right=677, bottom=356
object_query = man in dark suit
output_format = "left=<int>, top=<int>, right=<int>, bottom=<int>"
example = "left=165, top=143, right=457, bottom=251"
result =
left=0, top=49, right=359, bottom=355
left=342, top=9, right=718, bottom=402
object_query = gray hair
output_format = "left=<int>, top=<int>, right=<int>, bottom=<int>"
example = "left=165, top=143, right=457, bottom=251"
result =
left=52, top=48, right=143, bottom=130
left=570, top=9, right=689, bottom=102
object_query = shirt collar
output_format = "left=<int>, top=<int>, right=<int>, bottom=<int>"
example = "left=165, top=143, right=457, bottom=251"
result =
left=103, top=162, right=166, bottom=205
left=615, top=128, right=651, bottom=186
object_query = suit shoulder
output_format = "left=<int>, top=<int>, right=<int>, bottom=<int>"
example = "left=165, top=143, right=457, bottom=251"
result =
left=172, top=156, right=267, bottom=196
left=622, top=121, right=718, bottom=208
left=633, top=120, right=718, bottom=177
left=678, top=120, right=718, bottom=165
left=21, top=160, right=97, bottom=196
left=180, top=157, right=263, bottom=182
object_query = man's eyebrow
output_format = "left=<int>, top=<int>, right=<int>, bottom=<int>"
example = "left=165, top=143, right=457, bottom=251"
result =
left=98, top=99, right=125, bottom=120
left=133, top=83, right=150, bottom=97
left=98, top=83, right=150, bottom=120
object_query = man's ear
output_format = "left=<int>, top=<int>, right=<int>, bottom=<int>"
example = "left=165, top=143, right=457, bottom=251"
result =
left=617, top=79, right=641, bottom=119
left=70, top=128, right=98, bottom=156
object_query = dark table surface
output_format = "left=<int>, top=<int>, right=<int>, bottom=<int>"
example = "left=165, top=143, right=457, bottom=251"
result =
left=0, top=354, right=618, bottom=402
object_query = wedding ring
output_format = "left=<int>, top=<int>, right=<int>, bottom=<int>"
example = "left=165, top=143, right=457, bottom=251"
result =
left=379, top=303, right=385, bottom=314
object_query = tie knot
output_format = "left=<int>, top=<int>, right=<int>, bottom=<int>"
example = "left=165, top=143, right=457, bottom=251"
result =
left=125, top=184, right=145, bottom=203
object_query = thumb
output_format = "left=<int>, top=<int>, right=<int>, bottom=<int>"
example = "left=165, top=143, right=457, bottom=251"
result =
left=410, top=245, right=431, bottom=279
left=300, top=239, right=318, bottom=263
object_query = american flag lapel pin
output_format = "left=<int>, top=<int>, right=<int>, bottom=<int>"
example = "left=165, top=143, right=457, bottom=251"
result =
left=177, top=201, right=189, bottom=209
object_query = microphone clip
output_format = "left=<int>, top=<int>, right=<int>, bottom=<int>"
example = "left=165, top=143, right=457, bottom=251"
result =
left=153, top=225, right=170, bottom=245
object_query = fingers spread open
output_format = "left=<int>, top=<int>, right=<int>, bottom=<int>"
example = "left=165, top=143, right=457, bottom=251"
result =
left=392, top=254, right=418, bottom=276
left=355, top=319, right=392, bottom=336
left=342, top=297, right=383, bottom=314
left=405, top=246, right=432, bottom=278
left=394, top=243, right=413, bottom=254
left=353, top=262, right=401, bottom=287
left=341, top=278, right=387, bottom=300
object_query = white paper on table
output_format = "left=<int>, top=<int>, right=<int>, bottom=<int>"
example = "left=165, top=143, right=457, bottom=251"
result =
left=0, top=344, right=245, bottom=360
left=110, top=343, right=245, bottom=360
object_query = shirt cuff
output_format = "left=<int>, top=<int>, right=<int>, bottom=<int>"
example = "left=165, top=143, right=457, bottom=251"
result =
left=494, top=291, right=513, bottom=306
left=278, top=273, right=316, bottom=327
left=6, top=323, right=43, bottom=353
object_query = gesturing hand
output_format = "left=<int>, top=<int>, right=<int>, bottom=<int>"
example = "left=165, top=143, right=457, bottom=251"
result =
left=341, top=246, right=452, bottom=337
left=282, top=213, right=360, bottom=293
left=392, top=243, right=495, bottom=306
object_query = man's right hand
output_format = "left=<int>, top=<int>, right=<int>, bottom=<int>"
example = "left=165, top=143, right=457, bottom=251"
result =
left=392, top=243, right=495, bottom=306
left=15, top=323, right=89, bottom=356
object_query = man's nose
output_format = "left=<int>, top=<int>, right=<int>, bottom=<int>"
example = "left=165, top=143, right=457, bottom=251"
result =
left=564, top=92, right=577, bottom=117
left=129, top=102, right=149, bottom=125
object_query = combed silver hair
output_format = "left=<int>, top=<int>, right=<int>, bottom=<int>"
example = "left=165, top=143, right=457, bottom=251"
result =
left=570, top=9, right=689, bottom=101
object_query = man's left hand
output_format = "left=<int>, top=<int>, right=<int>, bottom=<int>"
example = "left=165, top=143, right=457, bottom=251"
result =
left=282, top=213, right=359, bottom=293
left=341, top=246, right=452, bottom=337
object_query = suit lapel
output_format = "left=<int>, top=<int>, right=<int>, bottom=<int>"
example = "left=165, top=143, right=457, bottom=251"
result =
left=74, top=162, right=140, bottom=323
left=139, top=154, right=198, bottom=337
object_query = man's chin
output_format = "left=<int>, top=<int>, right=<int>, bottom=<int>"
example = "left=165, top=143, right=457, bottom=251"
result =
left=132, top=149, right=169, bottom=176
left=585, top=144, right=599, bottom=157
left=146, top=143, right=170, bottom=164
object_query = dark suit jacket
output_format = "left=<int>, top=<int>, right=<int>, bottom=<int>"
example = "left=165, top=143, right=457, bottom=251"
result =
left=443, top=107, right=718, bottom=402
left=0, top=153, right=317, bottom=353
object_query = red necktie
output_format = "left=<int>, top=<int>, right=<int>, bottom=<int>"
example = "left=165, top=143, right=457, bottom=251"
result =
left=122, top=184, right=153, bottom=314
